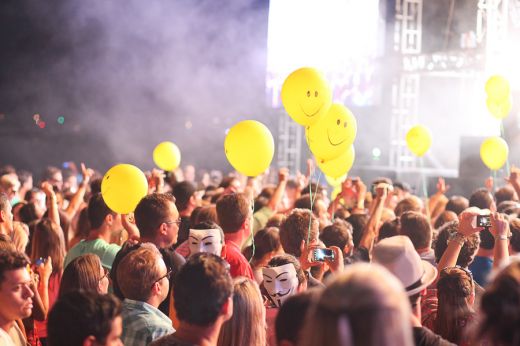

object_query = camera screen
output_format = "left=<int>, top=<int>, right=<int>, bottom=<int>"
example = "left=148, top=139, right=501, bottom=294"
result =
left=477, top=215, right=491, bottom=227
left=313, top=249, right=334, bottom=262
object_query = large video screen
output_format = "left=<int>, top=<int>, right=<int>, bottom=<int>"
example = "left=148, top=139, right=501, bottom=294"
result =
left=266, top=0, right=383, bottom=108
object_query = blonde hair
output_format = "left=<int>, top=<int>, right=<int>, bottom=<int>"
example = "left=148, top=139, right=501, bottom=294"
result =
left=301, top=263, right=413, bottom=346
left=217, top=277, right=266, bottom=346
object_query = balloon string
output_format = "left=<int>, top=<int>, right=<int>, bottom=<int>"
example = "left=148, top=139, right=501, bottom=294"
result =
left=420, top=157, right=428, bottom=199
left=248, top=198, right=255, bottom=264
left=307, top=168, right=313, bottom=246
left=500, top=121, right=511, bottom=176
left=420, top=157, right=431, bottom=220
left=312, top=171, right=322, bottom=206
left=306, top=167, right=323, bottom=247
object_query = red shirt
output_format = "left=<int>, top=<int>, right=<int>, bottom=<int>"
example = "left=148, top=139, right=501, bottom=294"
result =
left=224, top=240, right=254, bottom=280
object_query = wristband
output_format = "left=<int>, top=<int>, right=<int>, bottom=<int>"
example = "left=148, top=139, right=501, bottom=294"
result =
left=449, top=232, right=466, bottom=246
left=496, top=234, right=509, bottom=240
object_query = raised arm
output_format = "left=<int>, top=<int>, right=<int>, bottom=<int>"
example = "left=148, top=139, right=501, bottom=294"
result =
left=267, top=168, right=289, bottom=212
left=506, top=166, right=520, bottom=200
left=65, top=163, right=93, bottom=219
left=358, top=183, right=388, bottom=255
left=41, top=182, right=60, bottom=227
left=489, top=212, right=510, bottom=269
left=437, top=208, right=481, bottom=273
left=429, top=177, right=449, bottom=221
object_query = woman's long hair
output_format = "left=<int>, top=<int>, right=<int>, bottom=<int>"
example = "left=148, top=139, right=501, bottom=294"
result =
left=217, top=277, right=266, bottom=346
left=59, top=254, right=103, bottom=297
left=434, top=266, right=475, bottom=344
left=31, top=218, right=65, bottom=275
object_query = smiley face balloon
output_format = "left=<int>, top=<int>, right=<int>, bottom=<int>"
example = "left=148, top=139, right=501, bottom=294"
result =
left=306, top=103, right=357, bottom=161
left=281, top=67, right=332, bottom=126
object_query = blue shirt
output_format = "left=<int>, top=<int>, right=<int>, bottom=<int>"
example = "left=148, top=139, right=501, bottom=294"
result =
left=469, top=256, right=493, bottom=287
left=121, top=299, right=175, bottom=346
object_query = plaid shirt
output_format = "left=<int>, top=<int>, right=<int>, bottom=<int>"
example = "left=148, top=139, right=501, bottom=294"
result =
left=121, top=299, right=175, bottom=346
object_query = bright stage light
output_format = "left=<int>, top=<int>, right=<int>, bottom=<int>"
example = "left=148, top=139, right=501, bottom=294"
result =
left=266, top=0, right=382, bottom=108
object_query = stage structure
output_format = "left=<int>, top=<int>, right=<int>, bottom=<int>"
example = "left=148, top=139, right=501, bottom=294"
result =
left=389, top=0, right=511, bottom=185
left=269, top=0, right=515, bottom=182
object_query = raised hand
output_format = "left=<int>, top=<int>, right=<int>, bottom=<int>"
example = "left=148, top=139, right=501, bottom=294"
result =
left=436, top=177, right=450, bottom=195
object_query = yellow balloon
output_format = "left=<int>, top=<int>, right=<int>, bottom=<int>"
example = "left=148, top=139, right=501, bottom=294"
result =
left=485, top=75, right=510, bottom=100
left=486, top=96, right=512, bottom=120
left=406, top=125, right=432, bottom=157
left=306, top=103, right=357, bottom=161
left=101, top=164, right=148, bottom=214
left=224, top=120, right=275, bottom=177
left=281, top=67, right=332, bottom=126
left=153, top=141, right=181, bottom=171
left=316, top=146, right=355, bottom=179
left=325, top=174, right=347, bottom=187
left=480, top=136, right=508, bottom=170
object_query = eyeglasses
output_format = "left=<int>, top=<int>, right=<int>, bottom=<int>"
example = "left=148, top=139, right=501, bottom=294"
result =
left=164, top=219, right=182, bottom=226
left=150, top=267, right=173, bottom=289
left=99, top=267, right=110, bottom=282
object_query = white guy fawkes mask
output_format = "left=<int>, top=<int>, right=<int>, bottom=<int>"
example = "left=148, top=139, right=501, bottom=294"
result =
left=188, top=229, right=223, bottom=256
left=262, top=263, right=299, bottom=307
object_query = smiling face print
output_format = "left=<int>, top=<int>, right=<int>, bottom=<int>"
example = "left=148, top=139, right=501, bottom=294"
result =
left=306, top=103, right=357, bottom=161
left=281, top=67, right=332, bottom=127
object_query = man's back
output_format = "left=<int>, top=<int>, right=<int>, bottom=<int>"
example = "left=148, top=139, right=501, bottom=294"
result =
left=121, top=299, right=174, bottom=346
left=64, top=238, right=121, bottom=270
left=224, top=239, right=254, bottom=279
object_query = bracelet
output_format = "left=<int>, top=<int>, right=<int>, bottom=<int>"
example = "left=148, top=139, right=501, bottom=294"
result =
left=496, top=234, right=509, bottom=240
left=449, top=232, right=466, bottom=246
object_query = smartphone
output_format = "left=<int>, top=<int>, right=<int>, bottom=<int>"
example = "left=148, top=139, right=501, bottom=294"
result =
left=35, top=257, right=46, bottom=266
left=312, top=248, right=335, bottom=262
left=476, top=215, right=491, bottom=228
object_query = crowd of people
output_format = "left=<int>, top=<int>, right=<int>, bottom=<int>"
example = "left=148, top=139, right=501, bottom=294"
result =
left=1, top=161, right=520, bottom=346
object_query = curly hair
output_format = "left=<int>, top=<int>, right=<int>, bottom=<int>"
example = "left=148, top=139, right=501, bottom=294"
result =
left=434, top=221, right=480, bottom=268
left=280, top=209, right=319, bottom=258
left=0, top=249, right=29, bottom=284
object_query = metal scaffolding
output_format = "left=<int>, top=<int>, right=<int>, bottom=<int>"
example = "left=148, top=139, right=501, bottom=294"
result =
left=389, top=0, right=423, bottom=173
left=276, top=111, right=303, bottom=174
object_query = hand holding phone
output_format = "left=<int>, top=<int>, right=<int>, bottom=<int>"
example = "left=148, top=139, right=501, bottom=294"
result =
left=35, top=257, right=46, bottom=266
left=311, top=248, right=335, bottom=263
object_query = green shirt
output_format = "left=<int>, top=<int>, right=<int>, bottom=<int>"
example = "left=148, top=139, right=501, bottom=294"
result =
left=242, top=206, right=275, bottom=249
left=64, top=238, right=121, bottom=270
